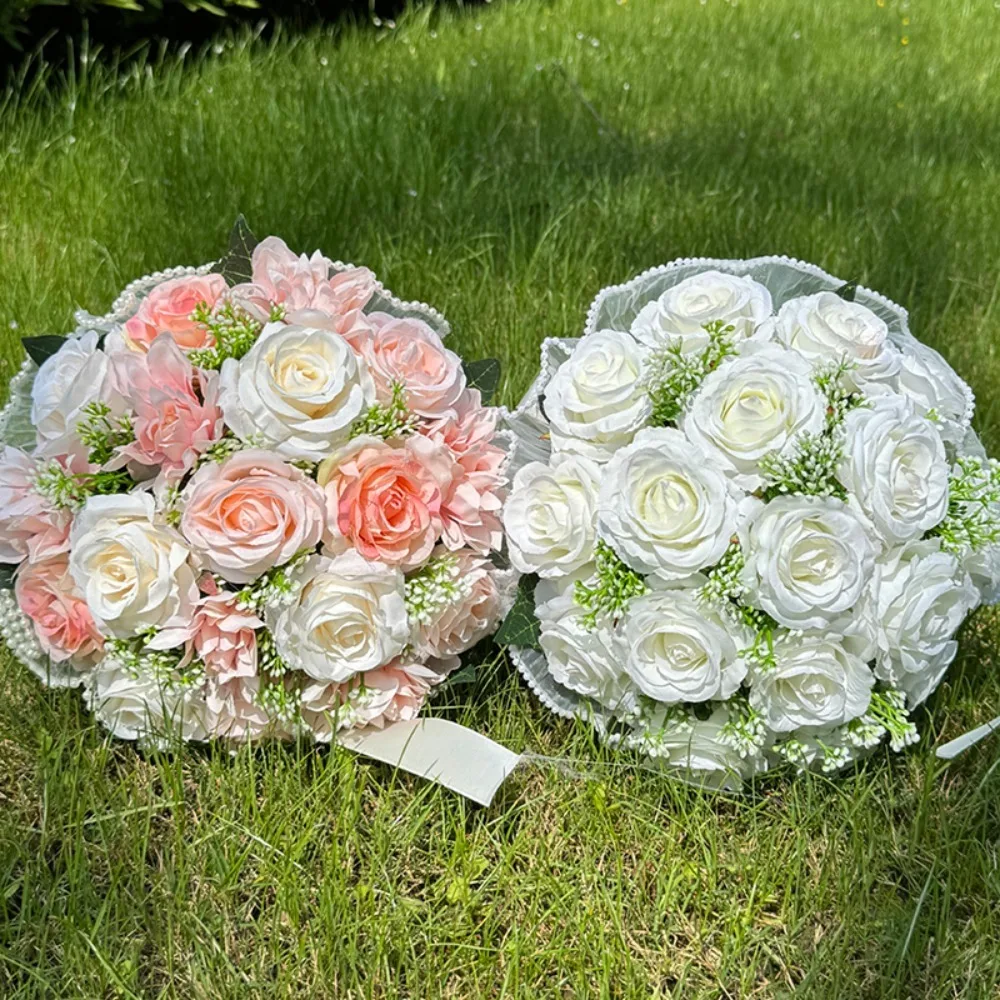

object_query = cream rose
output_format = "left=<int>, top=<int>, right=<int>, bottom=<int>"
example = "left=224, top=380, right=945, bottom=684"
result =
left=597, top=427, right=743, bottom=581
left=266, top=551, right=408, bottom=683
left=69, top=493, right=199, bottom=639
left=838, top=394, right=949, bottom=544
left=630, top=270, right=773, bottom=354
left=219, top=323, right=376, bottom=462
left=536, top=579, right=637, bottom=715
left=740, top=495, right=877, bottom=630
left=503, top=455, right=601, bottom=578
left=681, top=344, right=826, bottom=490
left=543, top=329, right=650, bottom=461
left=623, top=587, right=748, bottom=703
left=870, top=539, right=980, bottom=707
left=748, top=633, right=874, bottom=733
left=772, top=292, right=901, bottom=383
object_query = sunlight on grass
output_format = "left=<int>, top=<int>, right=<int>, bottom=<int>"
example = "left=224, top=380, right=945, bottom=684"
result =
left=2, top=0, right=1000, bottom=996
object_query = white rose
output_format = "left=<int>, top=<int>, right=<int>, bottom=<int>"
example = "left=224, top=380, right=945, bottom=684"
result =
left=871, top=539, right=979, bottom=706
left=681, top=344, right=826, bottom=490
left=838, top=394, right=949, bottom=544
left=748, top=633, right=874, bottom=733
left=630, top=270, right=773, bottom=353
left=219, top=322, right=376, bottom=462
left=772, top=292, right=901, bottom=383
left=85, top=659, right=209, bottom=743
left=503, top=455, right=601, bottom=578
left=69, top=493, right=199, bottom=639
left=536, top=579, right=637, bottom=715
left=626, top=706, right=762, bottom=790
left=543, top=329, right=650, bottom=462
left=740, top=495, right=877, bottom=630
left=597, top=427, right=743, bottom=581
left=623, top=587, right=748, bottom=703
left=895, top=346, right=973, bottom=449
left=31, top=331, right=121, bottom=459
left=267, top=550, right=408, bottom=683
left=962, top=542, right=1000, bottom=605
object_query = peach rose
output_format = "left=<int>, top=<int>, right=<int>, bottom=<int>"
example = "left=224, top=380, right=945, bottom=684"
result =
left=0, top=447, right=72, bottom=565
left=230, top=236, right=376, bottom=324
left=15, top=555, right=103, bottom=666
left=318, top=436, right=442, bottom=569
left=181, top=449, right=326, bottom=583
left=112, top=335, right=224, bottom=482
left=123, top=274, right=228, bottom=353
left=363, top=314, right=466, bottom=419
left=299, top=658, right=443, bottom=742
left=410, top=548, right=508, bottom=662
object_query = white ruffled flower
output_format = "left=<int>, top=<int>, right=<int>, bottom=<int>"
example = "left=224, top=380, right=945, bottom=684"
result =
left=266, top=550, right=408, bottom=683
left=630, top=270, right=773, bottom=353
left=681, top=344, right=826, bottom=490
left=503, top=455, right=601, bottom=578
left=597, top=427, right=744, bottom=581
left=838, top=393, right=949, bottom=544
left=772, top=292, right=901, bottom=384
left=622, top=586, right=748, bottom=703
left=536, top=579, right=637, bottom=714
left=69, top=493, right=199, bottom=639
left=740, top=495, right=878, bottom=630
left=219, top=322, right=376, bottom=462
left=543, top=329, right=650, bottom=462
left=870, top=539, right=980, bottom=706
left=748, top=633, right=874, bottom=733
left=895, top=345, right=973, bottom=449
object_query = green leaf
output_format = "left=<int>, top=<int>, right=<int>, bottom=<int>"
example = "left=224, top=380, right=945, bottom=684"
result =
left=835, top=279, right=858, bottom=302
left=0, top=563, right=16, bottom=590
left=463, top=358, right=502, bottom=405
left=443, top=663, right=478, bottom=687
left=22, top=335, right=66, bottom=367
left=495, top=573, right=542, bottom=650
left=212, top=215, right=259, bottom=287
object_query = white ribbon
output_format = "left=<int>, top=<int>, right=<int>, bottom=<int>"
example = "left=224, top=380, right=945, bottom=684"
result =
left=340, top=719, right=521, bottom=806
left=936, top=715, right=1000, bottom=760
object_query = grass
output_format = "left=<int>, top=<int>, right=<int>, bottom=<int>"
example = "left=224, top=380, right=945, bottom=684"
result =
left=2, top=0, right=1000, bottom=995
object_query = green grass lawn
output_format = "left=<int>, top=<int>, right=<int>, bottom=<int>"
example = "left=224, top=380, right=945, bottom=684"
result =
left=3, top=0, right=1000, bottom=996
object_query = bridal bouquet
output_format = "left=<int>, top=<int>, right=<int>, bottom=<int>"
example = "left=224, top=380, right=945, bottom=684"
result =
left=502, top=257, right=999, bottom=787
left=0, top=221, right=511, bottom=747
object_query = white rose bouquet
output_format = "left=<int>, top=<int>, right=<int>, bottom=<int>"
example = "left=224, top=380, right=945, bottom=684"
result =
left=0, top=219, right=514, bottom=749
left=501, top=257, right=996, bottom=788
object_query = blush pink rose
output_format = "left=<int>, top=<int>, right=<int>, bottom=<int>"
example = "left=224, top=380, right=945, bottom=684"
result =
left=318, top=436, right=442, bottom=569
left=15, top=555, right=103, bottom=666
left=205, top=674, right=272, bottom=742
left=411, top=548, right=510, bottom=663
left=181, top=449, right=327, bottom=583
left=299, top=658, right=443, bottom=742
left=0, top=447, right=72, bottom=565
left=190, top=583, right=262, bottom=679
left=123, top=274, right=228, bottom=353
left=112, top=335, right=224, bottom=483
left=361, top=314, right=466, bottom=419
left=421, top=388, right=499, bottom=459
left=230, top=236, right=376, bottom=324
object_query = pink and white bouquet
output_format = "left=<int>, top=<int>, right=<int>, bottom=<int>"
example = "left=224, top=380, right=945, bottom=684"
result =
left=0, top=220, right=512, bottom=747
left=501, top=257, right=1000, bottom=788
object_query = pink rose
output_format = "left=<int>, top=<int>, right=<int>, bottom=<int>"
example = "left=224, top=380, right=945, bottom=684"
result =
left=0, top=447, right=72, bottom=564
left=122, top=274, right=228, bottom=353
left=318, top=436, right=442, bottom=569
left=190, top=583, right=262, bottom=679
left=15, top=555, right=103, bottom=666
left=411, top=548, right=508, bottom=662
left=111, top=335, right=224, bottom=482
left=361, top=314, right=466, bottom=419
left=299, top=658, right=443, bottom=742
left=181, top=449, right=327, bottom=583
left=230, top=236, right=376, bottom=324
left=205, top=674, right=272, bottom=741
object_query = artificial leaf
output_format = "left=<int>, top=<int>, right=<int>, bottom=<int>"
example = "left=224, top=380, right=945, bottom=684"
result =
left=495, top=573, right=542, bottom=650
left=835, top=279, right=858, bottom=302
left=22, top=335, right=66, bottom=366
left=0, top=563, right=15, bottom=590
left=212, top=214, right=259, bottom=287
left=463, top=358, right=502, bottom=405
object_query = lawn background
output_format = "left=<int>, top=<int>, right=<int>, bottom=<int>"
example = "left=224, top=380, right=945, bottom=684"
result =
left=3, top=0, right=1000, bottom=996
